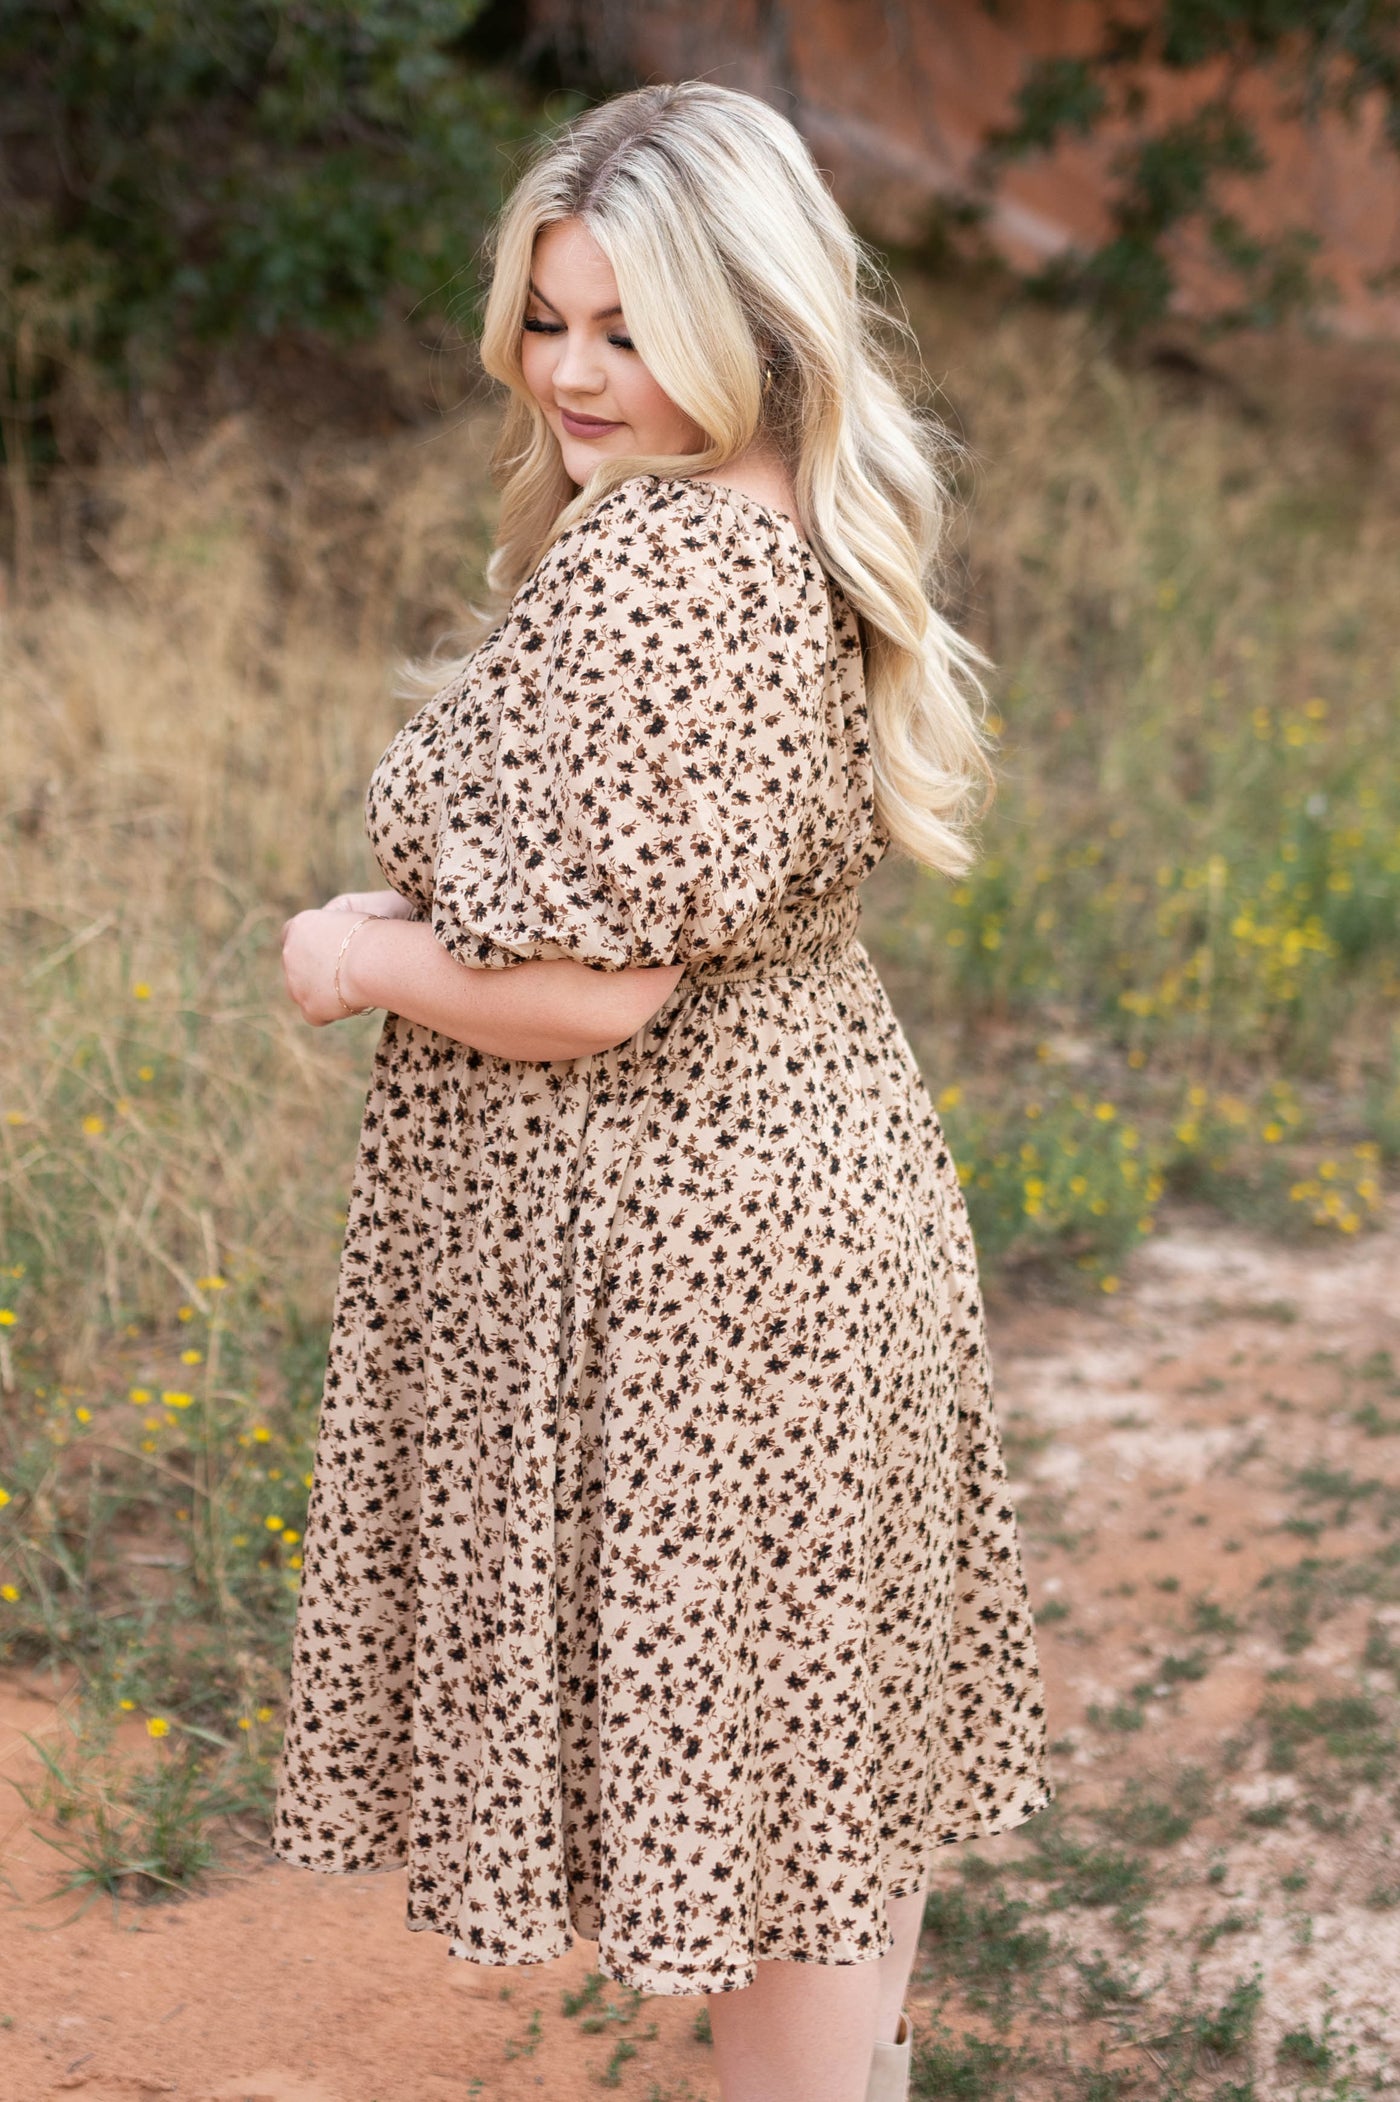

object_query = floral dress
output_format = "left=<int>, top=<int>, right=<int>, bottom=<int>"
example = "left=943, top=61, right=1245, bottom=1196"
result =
left=271, top=471, right=1051, bottom=1995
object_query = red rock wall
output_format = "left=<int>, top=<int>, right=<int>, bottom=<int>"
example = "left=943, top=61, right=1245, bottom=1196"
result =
left=522, top=0, right=1400, bottom=339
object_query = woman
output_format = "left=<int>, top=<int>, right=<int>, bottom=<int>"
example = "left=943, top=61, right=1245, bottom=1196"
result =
left=275, top=80, right=1050, bottom=2102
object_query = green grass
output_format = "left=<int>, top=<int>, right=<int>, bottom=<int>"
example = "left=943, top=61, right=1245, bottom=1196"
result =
left=1192, top=1971, right=1265, bottom=2057
left=7, top=1710, right=224, bottom=1904
left=1263, top=1693, right=1396, bottom=1781
left=1096, top=1768, right=1208, bottom=1849
left=1018, top=1816, right=1154, bottom=1922
left=921, top=1874, right=1056, bottom=2011
left=1073, top=1950, right=1147, bottom=2014
left=910, top=2022, right=1017, bottom=2101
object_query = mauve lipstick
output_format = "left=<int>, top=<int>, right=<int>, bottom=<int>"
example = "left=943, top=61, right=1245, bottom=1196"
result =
left=559, top=406, right=623, bottom=438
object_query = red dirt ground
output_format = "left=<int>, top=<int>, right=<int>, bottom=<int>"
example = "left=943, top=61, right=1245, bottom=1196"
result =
left=4, top=1197, right=1399, bottom=2102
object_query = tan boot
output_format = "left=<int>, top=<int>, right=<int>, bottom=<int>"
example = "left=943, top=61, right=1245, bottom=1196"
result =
left=866, top=2009, right=912, bottom=2102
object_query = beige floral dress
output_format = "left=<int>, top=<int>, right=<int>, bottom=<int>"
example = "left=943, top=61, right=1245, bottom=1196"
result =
left=271, top=471, right=1051, bottom=1995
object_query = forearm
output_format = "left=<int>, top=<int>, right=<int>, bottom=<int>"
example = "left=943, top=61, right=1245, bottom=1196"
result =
left=340, top=915, right=684, bottom=1061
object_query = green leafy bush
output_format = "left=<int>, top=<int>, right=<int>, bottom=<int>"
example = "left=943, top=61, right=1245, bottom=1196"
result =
left=1, top=2, right=539, bottom=365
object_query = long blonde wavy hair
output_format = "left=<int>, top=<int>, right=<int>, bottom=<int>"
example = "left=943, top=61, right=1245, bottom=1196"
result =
left=404, top=80, right=995, bottom=876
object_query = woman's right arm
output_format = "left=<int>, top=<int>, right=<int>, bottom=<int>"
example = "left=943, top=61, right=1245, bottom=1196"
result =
left=321, top=886, right=419, bottom=921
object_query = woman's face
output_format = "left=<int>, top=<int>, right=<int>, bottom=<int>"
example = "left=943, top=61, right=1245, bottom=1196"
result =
left=520, top=218, right=708, bottom=484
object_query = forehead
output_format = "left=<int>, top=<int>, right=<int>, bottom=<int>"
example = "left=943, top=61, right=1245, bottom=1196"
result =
left=530, top=218, right=620, bottom=304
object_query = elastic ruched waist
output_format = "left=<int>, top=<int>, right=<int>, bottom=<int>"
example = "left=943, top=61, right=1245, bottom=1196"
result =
left=685, top=937, right=860, bottom=986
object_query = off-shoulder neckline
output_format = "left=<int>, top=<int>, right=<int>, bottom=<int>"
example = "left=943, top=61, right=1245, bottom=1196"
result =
left=641, top=472, right=817, bottom=566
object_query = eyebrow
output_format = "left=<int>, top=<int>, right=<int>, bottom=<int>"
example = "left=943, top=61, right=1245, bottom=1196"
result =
left=526, top=277, right=624, bottom=323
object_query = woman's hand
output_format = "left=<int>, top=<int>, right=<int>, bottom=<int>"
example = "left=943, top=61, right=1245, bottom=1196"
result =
left=320, top=886, right=417, bottom=920
left=280, top=907, right=382, bottom=1028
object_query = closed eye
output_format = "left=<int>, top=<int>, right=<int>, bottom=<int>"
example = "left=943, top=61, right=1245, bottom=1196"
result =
left=522, top=317, right=635, bottom=351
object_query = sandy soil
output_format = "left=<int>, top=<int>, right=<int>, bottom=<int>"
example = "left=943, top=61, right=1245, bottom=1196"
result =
left=3, top=1197, right=1398, bottom=2102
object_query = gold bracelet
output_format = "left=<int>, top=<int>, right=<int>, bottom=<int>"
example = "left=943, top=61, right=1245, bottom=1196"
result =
left=333, top=913, right=379, bottom=1017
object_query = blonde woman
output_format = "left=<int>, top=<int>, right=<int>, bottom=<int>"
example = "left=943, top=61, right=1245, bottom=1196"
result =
left=275, top=80, right=1051, bottom=2102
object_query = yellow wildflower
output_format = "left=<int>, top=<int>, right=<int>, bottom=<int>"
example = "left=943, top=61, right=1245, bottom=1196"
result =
left=179, top=1349, right=203, bottom=1366
left=1100, top=1275, right=1120, bottom=1293
left=146, top=1717, right=170, bottom=1739
left=82, top=1115, right=106, bottom=1136
left=265, top=1514, right=285, bottom=1531
left=162, top=1391, right=194, bottom=1409
left=0, top=1309, right=14, bottom=1326
left=132, top=982, right=152, bottom=1000
left=1, top=1583, right=18, bottom=1602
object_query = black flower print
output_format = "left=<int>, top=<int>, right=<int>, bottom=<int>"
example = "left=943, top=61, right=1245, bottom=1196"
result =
left=271, top=473, right=1052, bottom=1995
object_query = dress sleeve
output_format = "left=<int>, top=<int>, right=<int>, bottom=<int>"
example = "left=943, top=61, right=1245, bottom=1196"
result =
left=430, top=491, right=824, bottom=973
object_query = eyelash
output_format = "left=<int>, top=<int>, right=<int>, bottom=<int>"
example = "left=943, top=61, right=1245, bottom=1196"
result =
left=523, top=317, right=635, bottom=351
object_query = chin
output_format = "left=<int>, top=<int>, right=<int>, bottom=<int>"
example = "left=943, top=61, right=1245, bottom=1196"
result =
left=556, top=431, right=634, bottom=488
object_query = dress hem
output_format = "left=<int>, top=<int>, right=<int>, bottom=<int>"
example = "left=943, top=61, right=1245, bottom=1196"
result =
left=268, top=1779, right=1055, bottom=1998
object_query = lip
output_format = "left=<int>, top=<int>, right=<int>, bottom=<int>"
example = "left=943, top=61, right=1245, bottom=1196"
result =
left=558, top=406, right=624, bottom=438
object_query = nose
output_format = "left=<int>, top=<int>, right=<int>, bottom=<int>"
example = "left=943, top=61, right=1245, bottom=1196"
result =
left=551, top=333, right=606, bottom=398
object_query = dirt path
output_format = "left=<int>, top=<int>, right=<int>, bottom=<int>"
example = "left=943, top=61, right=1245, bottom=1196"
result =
left=4, top=1201, right=1398, bottom=2102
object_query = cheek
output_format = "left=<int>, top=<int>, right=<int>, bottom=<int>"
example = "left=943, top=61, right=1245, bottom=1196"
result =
left=616, top=359, right=705, bottom=449
left=518, top=332, right=555, bottom=405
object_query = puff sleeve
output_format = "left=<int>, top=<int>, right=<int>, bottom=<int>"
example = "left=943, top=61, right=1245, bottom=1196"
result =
left=429, top=489, right=825, bottom=973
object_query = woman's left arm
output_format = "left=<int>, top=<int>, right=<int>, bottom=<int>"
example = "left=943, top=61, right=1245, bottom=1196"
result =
left=280, top=907, right=685, bottom=1062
